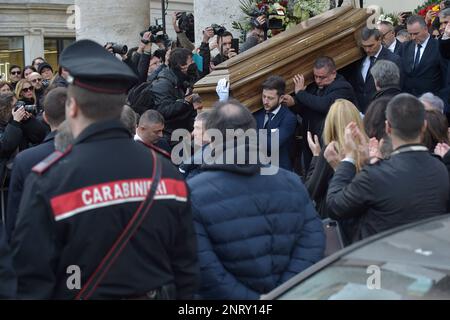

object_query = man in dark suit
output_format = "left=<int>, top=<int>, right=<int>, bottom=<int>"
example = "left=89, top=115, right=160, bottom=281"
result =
left=343, top=27, right=402, bottom=113
left=284, top=56, right=357, bottom=171
left=378, top=21, right=403, bottom=56
left=5, top=88, right=67, bottom=240
left=401, top=15, right=449, bottom=100
left=327, top=94, right=449, bottom=242
left=254, top=76, right=297, bottom=171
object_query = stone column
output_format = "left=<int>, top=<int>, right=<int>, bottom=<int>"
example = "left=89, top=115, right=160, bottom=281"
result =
left=24, top=30, right=44, bottom=66
left=194, top=0, right=244, bottom=46
left=75, top=0, right=150, bottom=47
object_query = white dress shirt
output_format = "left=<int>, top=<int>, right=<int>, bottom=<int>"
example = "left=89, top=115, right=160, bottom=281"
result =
left=414, top=35, right=430, bottom=66
left=361, top=45, right=383, bottom=81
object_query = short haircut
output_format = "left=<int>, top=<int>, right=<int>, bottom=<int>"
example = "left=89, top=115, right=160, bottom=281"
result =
left=44, top=87, right=67, bottom=127
left=168, top=48, right=193, bottom=71
left=419, top=92, right=445, bottom=113
left=9, top=65, right=21, bottom=73
left=121, top=105, right=138, bottom=136
left=314, top=56, right=337, bottom=72
left=67, top=85, right=125, bottom=121
left=440, top=8, right=450, bottom=18
left=370, top=60, right=400, bottom=89
left=206, top=99, right=256, bottom=136
left=139, top=109, right=165, bottom=126
left=364, top=97, right=390, bottom=140
left=407, top=15, right=427, bottom=28
left=386, top=94, right=425, bottom=141
left=262, top=76, right=286, bottom=96
left=378, top=21, right=394, bottom=31
left=153, top=49, right=167, bottom=63
left=361, top=27, right=381, bottom=41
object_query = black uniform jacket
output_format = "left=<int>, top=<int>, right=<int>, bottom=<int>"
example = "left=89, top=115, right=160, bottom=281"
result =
left=11, top=120, right=198, bottom=299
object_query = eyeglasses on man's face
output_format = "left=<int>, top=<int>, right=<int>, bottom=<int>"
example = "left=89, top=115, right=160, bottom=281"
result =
left=31, top=78, right=42, bottom=83
left=10, top=71, right=21, bottom=75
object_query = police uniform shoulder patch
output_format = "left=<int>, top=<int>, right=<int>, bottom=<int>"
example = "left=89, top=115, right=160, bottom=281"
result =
left=32, top=147, right=72, bottom=175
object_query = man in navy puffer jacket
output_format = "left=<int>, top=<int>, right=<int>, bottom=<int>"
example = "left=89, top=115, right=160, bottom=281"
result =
left=187, top=100, right=325, bottom=300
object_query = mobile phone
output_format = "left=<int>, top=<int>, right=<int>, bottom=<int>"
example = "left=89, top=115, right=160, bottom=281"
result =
left=231, top=38, right=240, bottom=55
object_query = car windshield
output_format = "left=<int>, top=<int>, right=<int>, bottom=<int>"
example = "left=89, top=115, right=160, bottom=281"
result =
left=279, top=217, right=450, bottom=300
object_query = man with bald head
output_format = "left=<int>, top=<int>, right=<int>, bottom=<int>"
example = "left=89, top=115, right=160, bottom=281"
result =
left=187, top=99, right=325, bottom=300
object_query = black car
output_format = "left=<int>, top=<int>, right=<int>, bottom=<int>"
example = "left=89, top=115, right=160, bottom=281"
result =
left=262, top=215, right=450, bottom=300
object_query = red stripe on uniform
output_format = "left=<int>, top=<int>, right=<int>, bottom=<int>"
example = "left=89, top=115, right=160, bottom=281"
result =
left=50, top=178, right=187, bottom=221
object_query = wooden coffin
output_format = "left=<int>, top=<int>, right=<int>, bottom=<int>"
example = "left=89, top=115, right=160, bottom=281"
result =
left=193, top=6, right=371, bottom=112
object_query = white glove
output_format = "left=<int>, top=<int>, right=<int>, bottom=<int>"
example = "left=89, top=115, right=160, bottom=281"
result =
left=216, top=78, right=230, bottom=102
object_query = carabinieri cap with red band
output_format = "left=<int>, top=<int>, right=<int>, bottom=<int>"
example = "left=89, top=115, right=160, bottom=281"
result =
left=59, top=39, right=138, bottom=94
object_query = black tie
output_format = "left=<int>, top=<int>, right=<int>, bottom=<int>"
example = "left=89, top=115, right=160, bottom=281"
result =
left=413, top=44, right=422, bottom=71
left=264, top=112, right=275, bottom=129
left=369, top=56, right=377, bottom=69
left=367, top=56, right=376, bottom=80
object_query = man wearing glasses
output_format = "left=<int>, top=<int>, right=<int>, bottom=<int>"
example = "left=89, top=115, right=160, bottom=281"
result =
left=9, top=65, right=22, bottom=90
left=378, top=21, right=403, bottom=56
left=29, top=72, right=45, bottom=112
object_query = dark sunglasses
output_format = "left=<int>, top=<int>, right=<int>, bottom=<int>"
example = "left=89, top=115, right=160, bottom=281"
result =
left=22, top=87, right=33, bottom=93
left=31, top=78, right=42, bottom=83
left=11, top=71, right=21, bottom=75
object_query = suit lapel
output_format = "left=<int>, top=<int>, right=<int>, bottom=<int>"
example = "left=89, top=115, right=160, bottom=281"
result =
left=416, top=38, right=434, bottom=72
left=255, top=110, right=265, bottom=129
left=269, top=107, right=284, bottom=129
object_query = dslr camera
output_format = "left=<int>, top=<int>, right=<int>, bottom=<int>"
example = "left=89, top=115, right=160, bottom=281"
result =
left=106, top=43, right=128, bottom=55
left=140, top=25, right=168, bottom=44
left=211, top=24, right=227, bottom=37
left=14, top=101, right=38, bottom=115
left=250, top=6, right=284, bottom=30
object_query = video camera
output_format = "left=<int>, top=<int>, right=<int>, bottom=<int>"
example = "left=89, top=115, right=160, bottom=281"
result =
left=211, top=24, right=227, bottom=37
left=14, top=101, right=38, bottom=115
left=250, top=6, right=284, bottom=31
left=140, top=25, right=169, bottom=45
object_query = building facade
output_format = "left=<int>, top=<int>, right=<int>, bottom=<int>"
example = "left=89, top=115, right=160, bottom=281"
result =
left=0, top=0, right=76, bottom=81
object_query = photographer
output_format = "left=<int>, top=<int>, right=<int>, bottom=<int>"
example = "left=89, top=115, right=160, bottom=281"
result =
left=151, top=48, right=198, bottom=145
left=212, top=30, right=237, bottom=67
left=173, top=12, right=195, bottom=51
left=240, top=15, right=266, bottom=53
left=0, top=93, right=45, bottom=184
left=198, top=26, right=215, bottom=78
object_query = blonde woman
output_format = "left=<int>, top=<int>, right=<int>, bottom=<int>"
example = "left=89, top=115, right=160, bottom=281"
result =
left=14, top=79, right=36, bottom=106
left=304, top=99, right=367, bottom=219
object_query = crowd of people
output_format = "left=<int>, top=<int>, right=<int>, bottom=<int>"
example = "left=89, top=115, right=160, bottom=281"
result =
left=0, top=2, right=449, bottom=300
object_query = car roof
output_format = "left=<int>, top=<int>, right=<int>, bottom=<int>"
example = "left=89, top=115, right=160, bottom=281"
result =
left=262, top=214, right=450, bottom=300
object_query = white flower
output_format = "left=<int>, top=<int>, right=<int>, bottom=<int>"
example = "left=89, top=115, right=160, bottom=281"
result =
left=378, top=14, right=394, bottom=25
